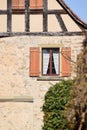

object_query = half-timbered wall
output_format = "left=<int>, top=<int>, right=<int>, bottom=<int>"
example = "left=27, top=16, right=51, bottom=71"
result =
left=0, top=0, right=82, bottom=36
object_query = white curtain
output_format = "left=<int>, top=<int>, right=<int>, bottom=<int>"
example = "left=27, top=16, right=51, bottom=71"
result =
left=43, top=49, right=50, bottom=74
left=53, top=50, right=59, bottom=74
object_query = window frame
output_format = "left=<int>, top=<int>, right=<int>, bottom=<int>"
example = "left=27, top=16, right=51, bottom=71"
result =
left=42, top=48, right=60, bottom=76
left=29, top=46, right=71, bottom=78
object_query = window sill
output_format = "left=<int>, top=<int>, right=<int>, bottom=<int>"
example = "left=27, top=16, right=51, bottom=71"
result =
left=37, top=76, right=64, bottom=81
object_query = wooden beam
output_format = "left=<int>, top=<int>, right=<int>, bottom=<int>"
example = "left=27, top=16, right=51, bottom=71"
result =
left=0, top=10, right=8, bottom=14
left=25, top=0, right=30, bottom=32
left=7, top=0, right=12, bottom=32
left=47, top=9, right=66, bottom=14
left=0, top=33, right=10, bottom=37
left=55, top=14, right=67, bottom=32
left=43, top=0, right=47, bottom=32
left=12, top=9, right=25, bottom=14
left=12, top=10, right=43, bottom=14
left=0, top=31, right=84, bottom=37
left=9, top=9, right=66, bottom=15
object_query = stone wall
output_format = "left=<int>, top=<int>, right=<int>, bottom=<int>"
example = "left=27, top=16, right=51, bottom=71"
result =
left=0, top=35, right=85, bottom=130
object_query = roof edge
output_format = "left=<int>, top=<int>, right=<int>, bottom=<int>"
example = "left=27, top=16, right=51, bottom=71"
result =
left=56, top=0, right=87, bottom=30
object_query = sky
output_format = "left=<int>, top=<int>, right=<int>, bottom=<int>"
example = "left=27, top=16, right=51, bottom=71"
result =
left=64, top=0, right=87, bottom=23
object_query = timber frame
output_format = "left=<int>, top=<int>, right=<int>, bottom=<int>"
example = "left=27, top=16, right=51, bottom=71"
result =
left=0, top=0, right=86, bottom=37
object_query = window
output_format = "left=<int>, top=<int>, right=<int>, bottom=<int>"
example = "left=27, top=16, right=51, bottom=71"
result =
left=42, top=48, right=59, bottom=76
left=12, top=0, right=43, bottom=10
left=30, top=47, right=71, bottom=77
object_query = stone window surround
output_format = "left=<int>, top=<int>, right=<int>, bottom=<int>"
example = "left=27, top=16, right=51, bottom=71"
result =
left=38, top=43, right=63, bottom=80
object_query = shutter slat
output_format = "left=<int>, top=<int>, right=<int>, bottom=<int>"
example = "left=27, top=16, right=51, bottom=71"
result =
left=30, top=0, right=36, bottom=9
left=36, top=0, right=43, bottom=9
left=30, top=0, right=43, bottom=9
left=62, top=47, right=71, bottom=77
left=30, top=47, right=40, bottom=77
left=12, top=0, right=24, bottom=9
left=19, top=0, right=24, bottom=9
left=12, top=0, right=43, bottom=9
left=12, top=0, right=19, bottom=9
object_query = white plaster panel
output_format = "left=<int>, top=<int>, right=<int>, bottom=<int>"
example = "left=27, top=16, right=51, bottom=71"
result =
left=30, top=15, right=43, bottom=32
left=0, top=15, right=7, bottom=32
left=48, top=15, right=62, bottom=32
left=12, top=15, right=25, bottom=32
left=0, top=0, right=7, bottom=10
left=48, top=0, right=62, bottom=9
left=61, top=14, right=81, bottom=32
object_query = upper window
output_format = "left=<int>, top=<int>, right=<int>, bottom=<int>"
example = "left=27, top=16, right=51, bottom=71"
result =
left=42, top=48, right=59, bottom=76
left=29, top=47, right=71, bottom=77
left=12, top=0, right=43, bottom=10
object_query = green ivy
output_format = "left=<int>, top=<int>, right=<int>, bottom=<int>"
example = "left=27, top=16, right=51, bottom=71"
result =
left=42, top=80, right=74, bottom=130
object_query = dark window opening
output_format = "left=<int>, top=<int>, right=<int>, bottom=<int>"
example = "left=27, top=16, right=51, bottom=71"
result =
left=42, top=48, right=60, bottom=76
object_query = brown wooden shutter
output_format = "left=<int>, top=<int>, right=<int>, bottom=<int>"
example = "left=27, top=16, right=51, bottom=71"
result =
left=30, top=47, right=40, bottom=77
left=12, top=0, right=24, bottom=9
left=30, top=0, right=36, bottom=9
left=12, top=0, right=19, bottom=9
left=37, top=0, right=43, bottom=9
left=61, top=47, right=71, bottom=77
left=30, top=0, right=43, bottom=9
left=19, top=0, right=24, bottom=9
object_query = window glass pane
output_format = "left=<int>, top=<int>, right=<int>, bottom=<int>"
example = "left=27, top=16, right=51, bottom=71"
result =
left=52, top=49, right=59, bottom=74
left=42, top=49, right=50, bottom=75
left=52, top=53, right=56, bottom=74
left=42, top=48, right=59, bottom=75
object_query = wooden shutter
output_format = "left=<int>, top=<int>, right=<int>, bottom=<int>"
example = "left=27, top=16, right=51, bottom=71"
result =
left=61, top=47, right=71, bottom=77
left=12, top=0, right=24, bottom=9
left=30, top=0, right=36, bottom=9
left=37, top=0, right=43, bottom=9
left=12, top=0, right=19, bottom=9
left=30, top=0, right=43, bottom=9
left=30, top=47, right=40, bottom=77
left=19, top=0, right=24, bottom=9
